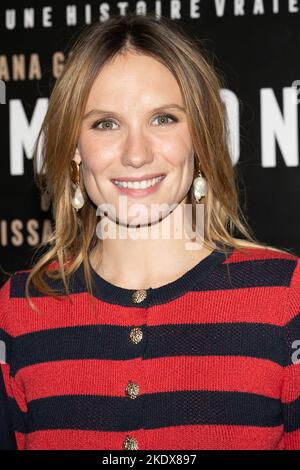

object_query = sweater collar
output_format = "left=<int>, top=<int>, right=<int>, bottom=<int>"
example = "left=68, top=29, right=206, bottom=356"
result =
left=76, top=245, right=234, bottom=307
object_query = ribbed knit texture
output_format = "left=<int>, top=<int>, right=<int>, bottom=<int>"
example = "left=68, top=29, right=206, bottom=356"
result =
left=0, top=245, right=300, bottom=450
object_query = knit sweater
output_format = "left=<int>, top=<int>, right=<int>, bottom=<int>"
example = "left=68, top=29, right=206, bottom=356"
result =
left=0, top=245, right=300, bottom=450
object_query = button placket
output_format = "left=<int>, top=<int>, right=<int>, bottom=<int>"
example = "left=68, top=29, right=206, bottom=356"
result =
left=123, top=290, right=150, bottom=450
left=122, top=376, right=140, bottom=448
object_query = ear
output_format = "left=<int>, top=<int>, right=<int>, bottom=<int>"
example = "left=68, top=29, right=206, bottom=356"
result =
left=72, top=146, right=82, bottom=165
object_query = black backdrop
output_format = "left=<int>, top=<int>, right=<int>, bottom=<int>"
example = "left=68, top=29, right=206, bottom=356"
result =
left=1, top=0, right=300, bottom=286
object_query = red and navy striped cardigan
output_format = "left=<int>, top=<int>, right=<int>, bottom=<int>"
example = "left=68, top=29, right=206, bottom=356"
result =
left=0, top=245, right=300, bottom=450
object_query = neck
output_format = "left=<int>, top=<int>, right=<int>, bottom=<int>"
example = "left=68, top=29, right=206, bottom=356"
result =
left=89, top=200, right=211, bottom=289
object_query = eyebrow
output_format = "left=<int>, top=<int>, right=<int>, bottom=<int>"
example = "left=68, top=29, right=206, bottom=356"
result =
left=82, top=104, right=186, bottom=121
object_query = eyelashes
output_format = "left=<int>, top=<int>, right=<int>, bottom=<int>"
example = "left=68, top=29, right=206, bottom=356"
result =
left=90, top=113, right=178, bottom=131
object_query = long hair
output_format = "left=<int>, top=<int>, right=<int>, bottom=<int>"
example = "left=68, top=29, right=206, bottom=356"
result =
left=23, top=12, right=293, bottom=311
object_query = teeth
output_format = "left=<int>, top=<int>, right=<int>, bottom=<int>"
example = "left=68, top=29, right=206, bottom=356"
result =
left=113, top=176, right=164, bottom=189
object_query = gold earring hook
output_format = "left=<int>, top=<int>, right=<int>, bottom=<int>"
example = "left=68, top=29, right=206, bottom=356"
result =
left=71, top=160, right=81, bottom=186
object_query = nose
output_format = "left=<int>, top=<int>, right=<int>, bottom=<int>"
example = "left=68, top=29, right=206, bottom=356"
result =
left=121, top=128, right=154, bottom=169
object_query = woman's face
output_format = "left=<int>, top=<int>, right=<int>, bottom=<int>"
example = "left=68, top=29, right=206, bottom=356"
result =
left=75, top=50, right=195, bottom=227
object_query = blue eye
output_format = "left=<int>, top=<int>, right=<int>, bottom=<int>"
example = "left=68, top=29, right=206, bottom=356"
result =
left=91, top=113, right=177, bottom=131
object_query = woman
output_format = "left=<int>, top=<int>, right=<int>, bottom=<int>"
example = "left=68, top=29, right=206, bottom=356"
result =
left=0, top=12, right=299, bottom=450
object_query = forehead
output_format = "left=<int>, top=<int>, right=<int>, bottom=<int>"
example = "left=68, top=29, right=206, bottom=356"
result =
left=86, top=52, right=183, bottom=109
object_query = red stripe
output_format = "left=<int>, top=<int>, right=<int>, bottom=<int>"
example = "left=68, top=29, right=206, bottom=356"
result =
left=15, top=432, right=26, bottom=450
left=1, top=364, right=13, bottom=398
left=21, top=425, right=285, bottom=450
left=8, top=293, right=146, bottom=336
left=148, top=287, right=286, bottom=326
left=284, top=428, right=300, bottom=449
left=1, top=364, right=27, bottom=411
left=226, top=247, right=296, bottom=263
left=145, top=424, right=285, bottom=450
left=20, top=356, right=282, bottom=402
left=6, top=285, right=287, bottom=337
left=281, top=363, right=300, bottom=403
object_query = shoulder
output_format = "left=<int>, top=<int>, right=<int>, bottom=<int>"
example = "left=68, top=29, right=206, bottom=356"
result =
left=0, top=261, right=73, bottom=303
left=0, top=265, right=70, bottom=334
left=227, top=244, right=299, bottom=281
left=0, top=269, right=33, bottom=336
left=227, top=243, right=300, bottom=324
left=0, top=262, right=86, bottom=332
left=0, top=267, right=35, bottom=304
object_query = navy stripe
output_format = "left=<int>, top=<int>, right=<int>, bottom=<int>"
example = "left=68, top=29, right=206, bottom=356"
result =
left=9, top=255, right=296, bottom=309
left=9, top=249, right=232, bottom=306
left=16, top=391, right=282, bottom=433
left=10, top=271, right=81, bottom=298
left=10, top=323, right=285, bottom=377
left=8, top=396, right=27, bottom=435
left=198, top=258, right=297, bottom=291
left=283, top=396, right=300, bottom=432
left=284, top=312, right=300, bottom=340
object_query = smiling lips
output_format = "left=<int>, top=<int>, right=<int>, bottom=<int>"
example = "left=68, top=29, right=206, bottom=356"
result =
left=111, top=174, right=166, bottom=197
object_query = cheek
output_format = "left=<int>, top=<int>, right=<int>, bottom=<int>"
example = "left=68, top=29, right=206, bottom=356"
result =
left=159, top=136, right=193, bottom=166
left=80, top=147, right=113, bottom=174
left=164, top=151, right=194, bottom=181
left=78, top=131, right=116, bottom=169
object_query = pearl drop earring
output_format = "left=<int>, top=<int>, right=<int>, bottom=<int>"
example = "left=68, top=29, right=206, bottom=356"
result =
left=70, top=160, right=85, bottom=211
left=193, top=163, right=207, bottom=202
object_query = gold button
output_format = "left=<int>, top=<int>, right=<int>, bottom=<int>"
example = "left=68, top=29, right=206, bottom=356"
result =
left=125, top=381, right=140, bottom=399
left=123, top=435, right=139, bottom=450
left=131, top=289, right=147, bottom=303
left=129, top=327, right=143, bottom=344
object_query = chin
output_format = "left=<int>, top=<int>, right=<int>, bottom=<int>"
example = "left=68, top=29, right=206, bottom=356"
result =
left=119, top=212, right=161, bottom=228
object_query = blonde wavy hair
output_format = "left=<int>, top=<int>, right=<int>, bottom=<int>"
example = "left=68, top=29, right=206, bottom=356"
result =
left=20, top=12, right=293, bottom=311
